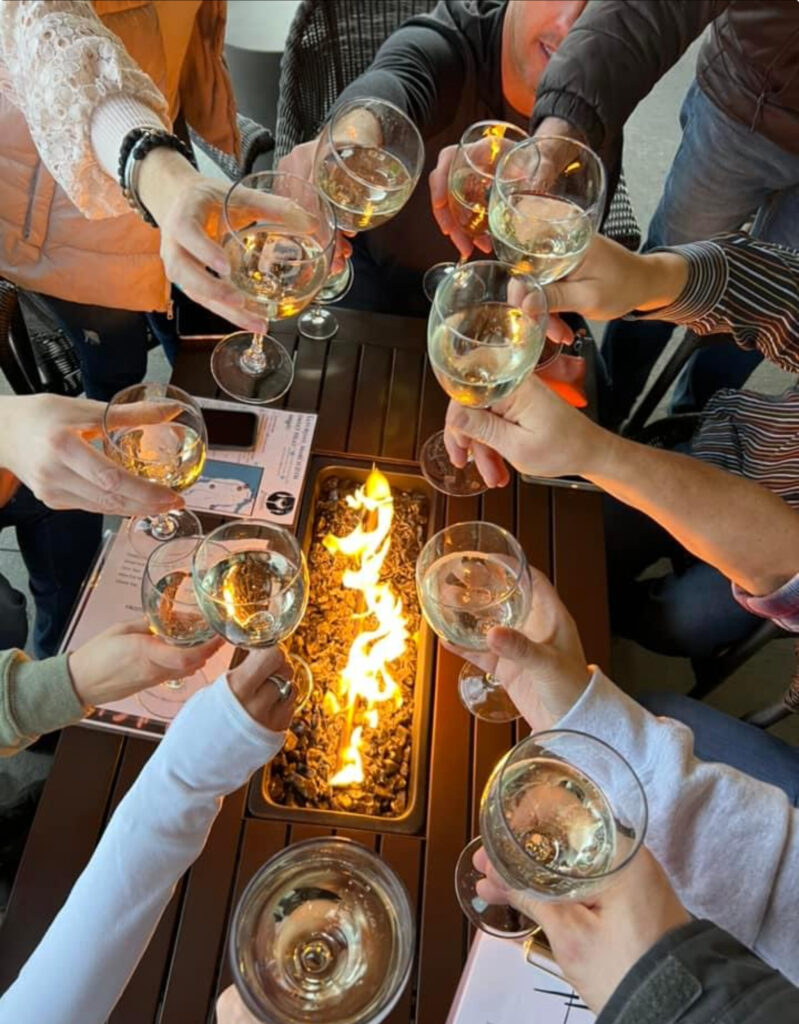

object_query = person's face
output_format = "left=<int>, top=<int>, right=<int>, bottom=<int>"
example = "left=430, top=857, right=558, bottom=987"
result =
left=503, top=0, right=586, bottom=113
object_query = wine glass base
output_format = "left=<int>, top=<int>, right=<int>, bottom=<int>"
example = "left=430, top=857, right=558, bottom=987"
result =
left=137, top=668, right=208, bottom=721
left=127, top=509, right=203, bottom=558
left=420, top=430, right=488, bottom=497
left=422, top=261, right=457, bottom=302
left=455, top=837, right=539, bottom=938
left=458, top=664, right=520, bottom=723
left=211, top=332, right=294, bottom=404
left=297, top=306, right=339, bottom=341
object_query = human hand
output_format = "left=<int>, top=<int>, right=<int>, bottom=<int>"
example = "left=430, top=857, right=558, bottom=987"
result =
left=429, top=144, right=494, bottom=260
left=68, top=619, right=223, bottom=706
left=474, top=846, right=690, bottom=1014
left=444, top=373, right=610, bottom=488
left=0, top=394, right=181, bottom=515
left=441, top=568, right=590, bottom=730
left=226, top=647, right=297, bottom=732
left=543, top=234, right=689, bottom=321
left=215, top=985, right=260, bottom=1023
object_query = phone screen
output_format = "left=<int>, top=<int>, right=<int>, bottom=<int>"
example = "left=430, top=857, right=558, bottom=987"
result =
left=202, top=408, right=259, bottom=450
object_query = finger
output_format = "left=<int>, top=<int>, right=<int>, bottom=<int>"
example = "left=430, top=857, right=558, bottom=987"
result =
left=163, top=244, right=249, bottom=312
left=143, top=635, right=223, bottom=674
left=107, top=616, right=152, bottom=638
left=440, top=639, right=497, bottom=674
left=169, top=216, right=231, bottom=278
left=199, top=295, right=268, bottom=337
left=543, top=279, right=585, bottom=315
left=547, top=314, right=574, bottom=346
left=470, top=439, right=510, bottom=488
left=58, top=435, right=178, bottom=514
left=228, top=647, right=289, bottom=702
left=449, top=227, right=473, bottom=261
left=486, top=626, right=549, bottom=666
left=446, top=404, right=524, bottom=465
left=443, top=424, right=471, bottom=469
left=228, top=189, right=318, bottom=235
left=472, top=232, right=493, bottom=254
left=40, top=472, right=181, bottom=518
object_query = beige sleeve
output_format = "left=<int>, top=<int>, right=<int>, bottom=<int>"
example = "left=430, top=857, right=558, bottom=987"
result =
left=0, top=648, right=86, bottom=756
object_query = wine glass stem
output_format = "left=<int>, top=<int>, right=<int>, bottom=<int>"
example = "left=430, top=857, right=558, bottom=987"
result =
left=240, top=333, right=268, bottom=375
left=149, top=511, right=178, bottom=540
left=484, top=672, right=501, bottom=690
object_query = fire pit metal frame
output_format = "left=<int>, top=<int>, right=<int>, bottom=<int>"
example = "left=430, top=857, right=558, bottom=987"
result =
left=247, top=457, right=439, bottom=835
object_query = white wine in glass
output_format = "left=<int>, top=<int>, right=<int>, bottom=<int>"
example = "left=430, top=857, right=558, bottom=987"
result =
left=192, top=521, right=313, bottom=706
left=315, top=144, right=415, bottom=232
left=224, top=228, right=330, bottom=319
left=103, top=383, right=206, bottom=556
left=455, top=730, right=648, bottom=939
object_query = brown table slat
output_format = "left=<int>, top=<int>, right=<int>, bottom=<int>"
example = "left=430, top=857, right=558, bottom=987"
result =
left=214, top=820, right=289, bottom=1000
left=381, top=835, right=424, bottom=1024
left=0, top=727, right=123, bottom=991
left=173, top=339, right=218, bottom=399
left=551, top=488, right=610, bottom=669
left=415, top=359, right=450, bottom=461
left=382, top=347, right=426, bottom=462
left=347, top=343, right=394, bottom=457
left=157, top=787, right=248, bottom=1024
left=315, top=340, right=362, bottom=453
left=286, top=334, right=329, bottom=412
left=335, top=827, right=379, bottom=850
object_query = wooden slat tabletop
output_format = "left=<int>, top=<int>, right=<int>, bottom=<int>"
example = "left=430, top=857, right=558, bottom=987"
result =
left=0, top=309, right=610, bottom=1023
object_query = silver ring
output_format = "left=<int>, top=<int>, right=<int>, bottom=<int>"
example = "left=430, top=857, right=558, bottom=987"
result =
left=268, top=674, right=293, bottom=702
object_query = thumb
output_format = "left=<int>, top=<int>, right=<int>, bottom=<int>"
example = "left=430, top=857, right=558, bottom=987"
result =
left=543, top=278, right=582, bottom=314
left=445, top=405, right=525, bottom=464
left=487, top=626, right=548, bottom=666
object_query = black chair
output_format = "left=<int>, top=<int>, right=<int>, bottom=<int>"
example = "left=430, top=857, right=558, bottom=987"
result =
left=189, top=112, right=275, bottom=181
left=275, top=0, right=641, bottom=252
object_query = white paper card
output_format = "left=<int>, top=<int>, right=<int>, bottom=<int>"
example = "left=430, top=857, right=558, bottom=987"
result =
left=189, top=398, right=316, bottom=525
left=446, top=932, right=594, bottom=1024
left=60, top=529, right=234, bottom=738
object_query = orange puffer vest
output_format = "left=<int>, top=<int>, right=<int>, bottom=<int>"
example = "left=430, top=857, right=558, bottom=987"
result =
left=0, top=0, right=238, bottom=312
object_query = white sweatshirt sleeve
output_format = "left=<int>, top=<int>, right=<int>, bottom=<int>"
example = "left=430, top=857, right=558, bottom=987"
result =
left=0, top=674, right=285, bottom=1024
left=557, top=669, right=799, bottom=984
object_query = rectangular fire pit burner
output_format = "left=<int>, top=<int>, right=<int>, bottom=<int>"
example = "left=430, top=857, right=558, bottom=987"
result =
left=248, top=460, right=437, bottom=835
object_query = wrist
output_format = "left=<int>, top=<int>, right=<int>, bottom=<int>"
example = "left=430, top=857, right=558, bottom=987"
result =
left=580, top=424, right=630, bottom=481
left=635, top=252, right=689, bottom=312
left=534, top=117, right=585, bottom=143
left=66, top=647, right=95, bottom=708
left=136, top=146, right=198, bottom=227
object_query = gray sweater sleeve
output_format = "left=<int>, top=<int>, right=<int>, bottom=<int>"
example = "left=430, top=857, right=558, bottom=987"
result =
left=598, top=920, right=797, bottom=1024
left=558, top=669, right=799, bottom=984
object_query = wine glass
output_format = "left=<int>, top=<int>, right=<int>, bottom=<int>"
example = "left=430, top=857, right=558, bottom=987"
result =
left=420, top=260, right=548, bottom=497
left=298, top=96, right=425, bottom=341
left=489, top=135, right=606, bottom=368
left=192, top=520, right=313, bottom=707
left=230, top=837, right=414, bottom=1024
left=456, top=730, right=647, bottom=939
left=139, top=536, right=216, bottom=720
left=102, top=383, right=206, bottom=556
left=416, top=521, right=533, bottom=722
left=211, top=171, right=336, bottom=403
left=422, top=120, right=528, bottom=301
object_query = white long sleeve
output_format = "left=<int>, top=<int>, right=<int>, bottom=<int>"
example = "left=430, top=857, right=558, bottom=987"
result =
left=0, top=0, right=169, bottom=218
left=558, top=669, right=799, bottom=983
left=0, top=675, right=285, bottom=1024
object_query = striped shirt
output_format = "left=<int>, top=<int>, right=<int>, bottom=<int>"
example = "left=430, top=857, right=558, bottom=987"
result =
left=647, top=233, right=799, bottom=633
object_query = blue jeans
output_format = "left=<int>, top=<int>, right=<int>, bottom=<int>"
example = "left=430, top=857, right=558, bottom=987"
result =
left=0, top=486, right=101, bottom=658
left=605, top=496, right=760, bottom=659
left=639, top=692, right=799, bottom=806
left=32, top=293, right=177, bottom=401
left=602, top=79, right=799, bottom=427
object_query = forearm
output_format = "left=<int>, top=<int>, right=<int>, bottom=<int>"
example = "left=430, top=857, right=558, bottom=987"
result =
left=559, top=670, right=799, bottom=984
left=0, top=676, right=284, bottom=1023
left=0, top=0, right=169, bottom=217
left=584, top=434, right=799, bottom=596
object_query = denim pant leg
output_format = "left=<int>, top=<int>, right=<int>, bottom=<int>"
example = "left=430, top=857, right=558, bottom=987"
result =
left=638, top=692, right=799, bottom=805
left=603, top=79, right=799, bottom=422
left=0, top=486, right=101, bottom=658
left=31, top=294, right=150, bottom=401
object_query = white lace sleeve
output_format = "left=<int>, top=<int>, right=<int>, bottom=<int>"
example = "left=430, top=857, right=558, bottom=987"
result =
left=0, top=0, right=170, bottom=218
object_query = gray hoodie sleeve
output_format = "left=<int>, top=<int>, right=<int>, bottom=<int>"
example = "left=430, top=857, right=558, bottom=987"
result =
left=557, top=669, right=799, bottom=984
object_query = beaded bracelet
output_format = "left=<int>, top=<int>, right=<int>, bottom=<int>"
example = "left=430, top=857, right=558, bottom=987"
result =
left=117, top=127, right=197, bottom=227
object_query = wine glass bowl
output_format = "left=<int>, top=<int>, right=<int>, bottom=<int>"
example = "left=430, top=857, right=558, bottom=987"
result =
left=299, top=97, right=424, bottom=341
left=416, top=521, right=533, bottom=722
left=102, top=383, right=206, bottom=554
left=192, top=521, right=313, bottom=705
left=139, top=536, right=215, bottom=718
left=456, top=730, right=648, bottom=938
left=423, top=120, right=528, bottom=302
left=211, top=171, right=336, bottom=403
left=230, top=837, right=414, bottom=1024
left=420, top=260, right=548, bottom=497
left=488, top=135, right=606, bottom=285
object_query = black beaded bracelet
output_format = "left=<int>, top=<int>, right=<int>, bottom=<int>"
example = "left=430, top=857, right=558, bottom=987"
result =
left=118, top=127, right=197, bottom=227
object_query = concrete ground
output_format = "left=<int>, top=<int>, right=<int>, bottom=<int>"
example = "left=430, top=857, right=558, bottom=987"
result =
left=1, top=24, right=796, bottom=818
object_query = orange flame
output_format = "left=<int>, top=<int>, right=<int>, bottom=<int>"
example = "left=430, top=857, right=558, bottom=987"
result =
left=323, top=468, right=408, bottom=788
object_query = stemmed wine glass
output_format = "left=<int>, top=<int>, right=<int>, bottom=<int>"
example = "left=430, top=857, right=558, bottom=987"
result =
left=417, top=521, right=533, bottom=723
left=456, top=730, right=647, bottom=939
left=211, top=171, right=336, bottom=403
left=192, top=520, right=314, bottom=707
left=422, top=120, right=528, bottom=301
left=421, top=260, right=548, bottom=497
left=139, top=536, right=216, bottom=720
left=102, top=383, right=207, bottom=556
left=298, top=96, right=425, bottom=341
left=488, top=135, right=606, bottom=368
left=230, top=837, right=414, bottom=1024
